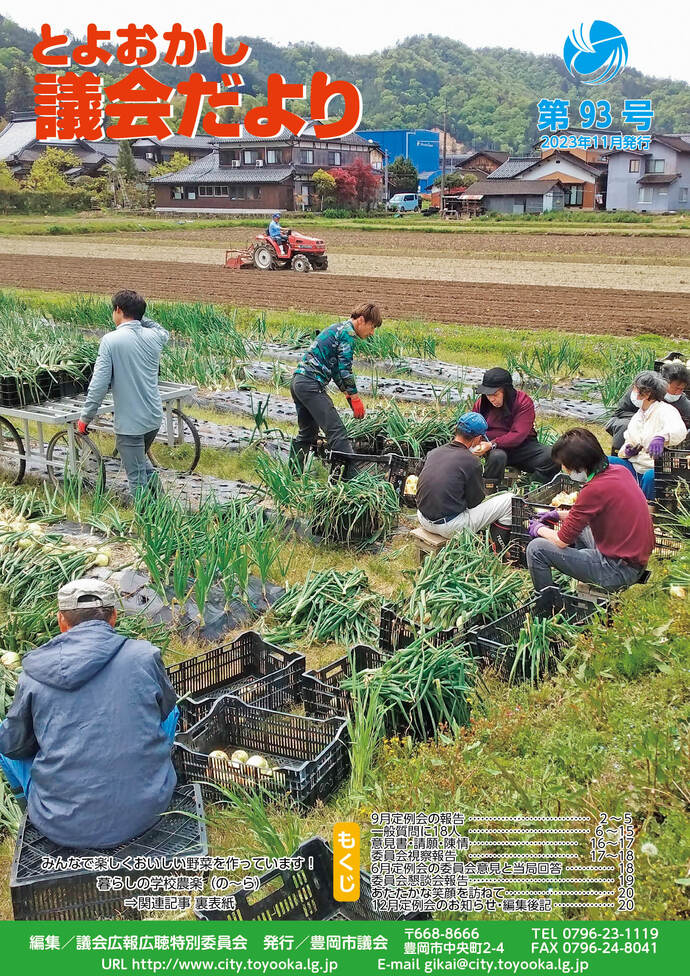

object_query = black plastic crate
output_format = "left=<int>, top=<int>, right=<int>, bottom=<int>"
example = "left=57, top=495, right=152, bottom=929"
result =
left=654, top=444, right=690, bottom=513
left=10, top=784, right=207, bottom=921
left=302, top=644, right=389, bottom=720
left=654, top=351, right=687, bottom=374
left=0, top=374, right=48, bottom=408
left=326, top=450, right=425, bottom=507
left=55, top=362, right=95, bottom=399
left=388, top=454, right=425, bottom=507
left=316, top=434, right=387, bottom=458
left=468, top=587, right=606, bottom=682
left=651, top=523, right=684, bottom=559
left=378, top=604, right=464, bottom=656
left=166, top=632, right=305, bottom=731
left=173, top=696, right=349, bottom=809
left=196, top=836, right=429, bottom=921
left=509, top=476, right=582, bottom=569
left=326, top=449, right=396, bottom=481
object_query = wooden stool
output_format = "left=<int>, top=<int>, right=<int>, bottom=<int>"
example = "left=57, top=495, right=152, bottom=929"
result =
left=410, top=526, right=448, bottom=563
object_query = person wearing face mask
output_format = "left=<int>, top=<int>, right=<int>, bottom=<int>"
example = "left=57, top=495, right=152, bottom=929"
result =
left=607, top=370, right=687, bottom=500
left=415, top=412, right=514, bottom=540
left=660, top=361, right=690, bottom=427
left=605, top=363, right=690, bottom=452
left=526, top=428, right=654, bottom=593
left=471, top=367, right=559, bottom=484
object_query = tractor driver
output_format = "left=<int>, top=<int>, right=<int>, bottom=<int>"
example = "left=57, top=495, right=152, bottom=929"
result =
left=268, top=212, right=288, bottom=253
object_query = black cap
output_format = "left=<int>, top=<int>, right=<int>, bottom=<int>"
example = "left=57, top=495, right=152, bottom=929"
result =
left=476, top=367, right=513, bottom=396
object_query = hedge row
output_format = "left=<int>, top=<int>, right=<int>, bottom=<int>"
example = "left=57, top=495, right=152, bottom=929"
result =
left=0, top=189, right=96, bottom=214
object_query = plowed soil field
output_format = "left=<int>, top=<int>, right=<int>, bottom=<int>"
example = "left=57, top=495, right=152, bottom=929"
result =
left=2, top=252, right=688, bottom=337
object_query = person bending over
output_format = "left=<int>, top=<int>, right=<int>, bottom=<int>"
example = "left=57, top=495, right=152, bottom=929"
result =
left=289, top=303, right=382, bottom=470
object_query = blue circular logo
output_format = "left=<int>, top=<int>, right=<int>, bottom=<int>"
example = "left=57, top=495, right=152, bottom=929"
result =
left=563, top=21, right=628, bottom=85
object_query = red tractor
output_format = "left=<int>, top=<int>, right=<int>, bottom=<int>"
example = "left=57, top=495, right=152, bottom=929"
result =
left=225, top=228, right=328, bottom=272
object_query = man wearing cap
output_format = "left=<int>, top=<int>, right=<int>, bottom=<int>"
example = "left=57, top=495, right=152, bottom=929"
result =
left=268, top=212, right=288, bottom=252
left=0, top=580, right=178, bottom=849
left=472, top=367, right=558, bottom=484
left=415, top=412, right=514, bottom=539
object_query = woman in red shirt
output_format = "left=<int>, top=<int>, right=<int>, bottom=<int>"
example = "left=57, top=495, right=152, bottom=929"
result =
left=472, top=367, right=558, bottom=484
left=526, top=428, right=654, bottom=593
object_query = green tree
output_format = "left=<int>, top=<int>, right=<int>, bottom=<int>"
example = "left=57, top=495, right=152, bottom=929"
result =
left=388, top=156, right=418, bottom=194
left=24, top=148, right=80, bottom=190
left=149, top=152, right=191, bottom=178
left=434, top=170, right=477, bottom=189
left=0, top=159, right=17, bottom=190
left=116, top=140, right=137, bottom=182
left=5, top=63, right=32, bottom=114
left=311, top=168, right=337, bottom=210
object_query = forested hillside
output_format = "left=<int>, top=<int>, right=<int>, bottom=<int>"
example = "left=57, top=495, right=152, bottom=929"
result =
left=1, top=18, right=689, bottom=151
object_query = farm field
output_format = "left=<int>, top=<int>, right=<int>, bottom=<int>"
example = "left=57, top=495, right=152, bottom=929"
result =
left=0, top=236, right=689, bottom=291
left=0, top=248, right=689, bottom=923
left=0, top=252, right=689, bottom=337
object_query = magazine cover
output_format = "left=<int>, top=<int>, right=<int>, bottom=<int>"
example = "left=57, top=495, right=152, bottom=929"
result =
left=0, top=1, right=687, bottom=970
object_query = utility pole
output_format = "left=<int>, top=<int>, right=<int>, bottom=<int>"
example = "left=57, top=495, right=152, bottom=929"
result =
left=440, top=99, right=447, bottom=216
left=384, top=149, right=389, bottom=201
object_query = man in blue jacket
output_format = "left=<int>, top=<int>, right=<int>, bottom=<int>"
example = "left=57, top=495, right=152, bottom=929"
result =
left=0, top=579, right=178, bottom=849
left=78, top=289, right=169, bottom=494
left=268, top=212, right=288, bottom=251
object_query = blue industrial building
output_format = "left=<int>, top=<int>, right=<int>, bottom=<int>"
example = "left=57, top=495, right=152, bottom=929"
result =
left=357, top=129, right=440, bottom=192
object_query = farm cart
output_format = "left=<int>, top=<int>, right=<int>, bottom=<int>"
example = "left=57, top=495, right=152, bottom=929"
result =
left=225, top=228, right=328, bottom=272
left=0, top=381, right=199, bottom=488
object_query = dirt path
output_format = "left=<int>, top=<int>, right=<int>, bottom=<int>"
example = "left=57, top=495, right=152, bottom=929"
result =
left=0, top=238, right=687, bottom=292
left=1, top=253, right=688, bottom=338
left=75, top=227, right=690, bottom=258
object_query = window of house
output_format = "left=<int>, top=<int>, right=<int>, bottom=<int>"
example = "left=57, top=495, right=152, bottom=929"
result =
left=199, top=186, right=212, bottom=196
left=171, top=186, right=184, bottom=200
left=145, top=151, right=155, bottom=161
left=266, top=149, right=279, bottom=164
left=229, top=186, right=246, bottom=200
left=300, top=149, right=314, bottom=164
left=328, top=151, right=341, bottom=166
left=638, top=186, right=653, bottom=203
left=219, top=151, right=240, bottom=167
left=679, top=187, right=688, bottom=203
left=212, top=185, right=228, bottom=196
left=651, top=158, right=665, bottom=173
left=245, top=186, right=261, bottom=199
left=629, top=158, right=640, bottom=173
left=244, top=150, right=261, bottom=164
left=567, top=185, right=583, bottom=206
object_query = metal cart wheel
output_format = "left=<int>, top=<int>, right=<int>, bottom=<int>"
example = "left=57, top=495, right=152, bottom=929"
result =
left=0, top=415, right=26, bottom=485
left=46, top=430, right=106, bottom=491
left=147, top=408, right=201, bottom=474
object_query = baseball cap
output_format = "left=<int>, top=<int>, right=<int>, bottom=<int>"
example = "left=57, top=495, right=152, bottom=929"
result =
left=456, top=411, right=488, bottom=437
left=57, top=579, right=118, bottom=612
left=272, top=212, right=281, bottom=218
left=476, top=367, right=513, bottom=396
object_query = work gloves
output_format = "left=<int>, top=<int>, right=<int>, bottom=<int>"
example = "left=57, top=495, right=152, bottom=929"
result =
left=622, top=443, right=641, bottom=458
left=647, top=436, right=666, bottom=459
left=76, top=420, right=88, bottom=435
left=347, top=395, right=365, bottom=419
left=528, top=510, right=560, bottom=539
